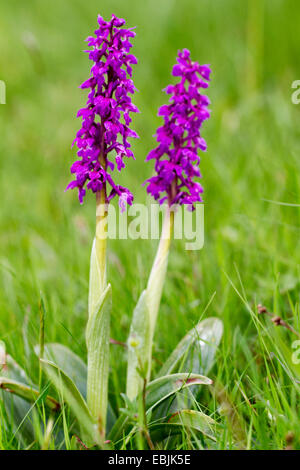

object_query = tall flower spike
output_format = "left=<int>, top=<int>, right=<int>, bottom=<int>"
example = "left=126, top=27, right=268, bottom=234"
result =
left=66, top=14, right=139, bottom=210
left=66, top=14, right=139, bottom=440
left=144, top=49, right=211, bottom=209
left=127, top=51, right=211, bottom=400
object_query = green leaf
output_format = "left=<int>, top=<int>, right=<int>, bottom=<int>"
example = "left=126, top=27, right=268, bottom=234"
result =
left=1, top=355, right=62, bottom=446
left=38, top=342, right=116, bottom=432
left=40, top=358, right=99, bottom=446
left=108, top=374, right=212, bottom=447
left=149, top=409, right=217, bottom=442
left=0, top=377, right=60, bottom=412
left=126, top=290, right=151, bottom=400
left=158, top=317, right=223, bottom=377
left=1, top=355, right=39, bottom=444
left=88, top=237, right=107, bottom=318
left=109, top=373, right=212, bottom=445
left=107, top=413, right=131, bottom=444
left=37, top=343, right=87, bottom=398
left=146, top=373, right=212, bottom=413
left=271, top=331, right=300, bottom=382
left=86, top=283, right=111, bottom=436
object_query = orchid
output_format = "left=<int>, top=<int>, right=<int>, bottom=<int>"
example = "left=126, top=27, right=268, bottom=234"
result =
left=67, top=13, right=139, bottom=439
left=144, top=49, right=211, bottom=209
left=127, top=50, right=211, bottom=399
left=66, top=14, right=139, bottom=209
left=0, top=19, right=220, bottom=451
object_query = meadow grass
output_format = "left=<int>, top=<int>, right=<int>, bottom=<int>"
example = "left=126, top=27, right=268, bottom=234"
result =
left=1, top=0, right=300, bottom=450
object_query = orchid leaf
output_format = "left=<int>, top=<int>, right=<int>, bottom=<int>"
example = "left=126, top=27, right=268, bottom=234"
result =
left=145, top=373, right=212, bottom=413
left=158, top=317, right=223, bottom=378
left=1, top=354, right=38, bottom=444
left=88, top=237, right=107, bottom=318
left=36, top=343, right=87, bottom=398
left=37, top=342, right=116, bottom=432
left=0, top=377, right=60, bottom=412
left=108, top=372, right=212, bottom=444
left=86, top=283, right=111, bottom=436
left=149, top=409, right=217, bottom=442
left=154, top=318, right=223, bottom=418
left=40, top=358, right=99, bottom=446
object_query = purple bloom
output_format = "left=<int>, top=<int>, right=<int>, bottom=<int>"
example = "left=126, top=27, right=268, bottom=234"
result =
left=66, top=14, right=139, bottom=208
left=144, top=49, right=211, bottom=210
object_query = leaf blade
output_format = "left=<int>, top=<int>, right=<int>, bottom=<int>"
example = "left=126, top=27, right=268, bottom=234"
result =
left=149, top=409, right=217, bottom=442
left=39, top=342, right=116, bottom=433
left=0, top=377, right=60, bottom=412
left=40, top=358, right=99, bottom=446
left=86, top=283, right=111, bottom=436
left=158, top=317, right=223, bottom=377
left=146, top=373, right=212, bottom=412
left=37, top=343, right=87, bottom=398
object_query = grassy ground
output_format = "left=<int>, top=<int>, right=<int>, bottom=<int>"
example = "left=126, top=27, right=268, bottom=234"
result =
left=1, top=0, right=300, bottom=450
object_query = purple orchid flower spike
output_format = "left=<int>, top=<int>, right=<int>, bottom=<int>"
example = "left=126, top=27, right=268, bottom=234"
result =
left=144, top=49, right=211, bottom=210
left=127, top=51, right=211, bottom=400
left=65, top=14, right=139, bottom=440
left=66, top=14, right=139, bottom=209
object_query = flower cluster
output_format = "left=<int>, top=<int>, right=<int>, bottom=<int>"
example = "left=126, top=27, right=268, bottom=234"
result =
left=144, top=49, right=211, bottom=209
left=66, top=14, right=139, bottom=209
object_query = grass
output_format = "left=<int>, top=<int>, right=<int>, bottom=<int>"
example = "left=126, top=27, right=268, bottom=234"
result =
left=1, top=0, right=300, bottom=450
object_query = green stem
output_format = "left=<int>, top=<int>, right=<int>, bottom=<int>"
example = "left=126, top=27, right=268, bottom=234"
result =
left=126, top=205, right=174, bottom=400
left=146, top=205, right=174, bottom=380
left=141, top=377, right=155, bottom=450
left=86, top=182, right=110, bottom=439
left=95, top=189, right=108, bottom=297
left=146, top=205, right=174, bottom=339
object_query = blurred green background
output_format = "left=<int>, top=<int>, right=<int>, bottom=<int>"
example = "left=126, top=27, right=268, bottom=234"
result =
left=1, top=0, right=300, bottom=402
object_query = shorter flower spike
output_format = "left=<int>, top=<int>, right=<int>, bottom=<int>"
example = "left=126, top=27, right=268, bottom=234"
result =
left=66, top=14, right=139, bottom=209
left=144, top=49, right=211, bottom=210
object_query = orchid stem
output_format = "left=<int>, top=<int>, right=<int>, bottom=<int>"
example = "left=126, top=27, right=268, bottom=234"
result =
left=126, top=205, right=174, bottom=400
left=86, top=184, right=110, bottom=439
left=147, top=205, right=174, bottom=340
left=95, top=189, right=108, bottom=297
